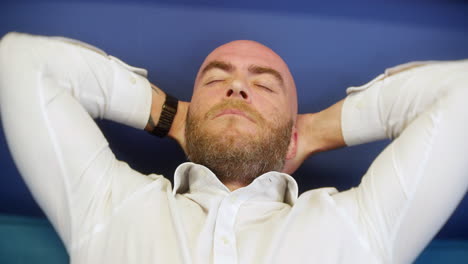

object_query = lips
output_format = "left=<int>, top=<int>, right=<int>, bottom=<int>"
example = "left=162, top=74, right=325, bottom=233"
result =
left=214, top=109, right=256, bottom=123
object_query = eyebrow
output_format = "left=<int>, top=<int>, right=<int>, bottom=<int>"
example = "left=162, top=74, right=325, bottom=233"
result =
left=200, top=60, right=284, bottom=86
left=201, top=60, right=234, bottom=75
left=248, top=65, right=284, bottom=86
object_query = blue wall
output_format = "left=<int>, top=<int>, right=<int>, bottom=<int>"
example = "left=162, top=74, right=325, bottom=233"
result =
left=0, top=0, right=467, bottom=240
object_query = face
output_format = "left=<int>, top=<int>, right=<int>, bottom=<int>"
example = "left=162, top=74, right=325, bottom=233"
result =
left=185, top=40, right=298, bottom=185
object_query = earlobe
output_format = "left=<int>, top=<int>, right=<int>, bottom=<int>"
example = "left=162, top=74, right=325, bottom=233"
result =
left=285, top=127, right=298, bottom=160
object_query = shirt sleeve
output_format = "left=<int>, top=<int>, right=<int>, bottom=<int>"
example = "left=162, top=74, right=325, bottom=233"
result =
left=333, top=60, right=468, bottom=263
left=0, top=32, right=154, bottom=250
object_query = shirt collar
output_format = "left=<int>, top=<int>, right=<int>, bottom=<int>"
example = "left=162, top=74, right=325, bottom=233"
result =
left=173, top=162, right=298, bottom=206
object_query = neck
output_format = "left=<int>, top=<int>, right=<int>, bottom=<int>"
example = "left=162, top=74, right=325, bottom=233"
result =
left=223, top=181, right=248, bottom=192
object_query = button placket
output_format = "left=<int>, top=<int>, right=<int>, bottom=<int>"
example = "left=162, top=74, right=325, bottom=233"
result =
left=213, top=194, right=242, bottom=264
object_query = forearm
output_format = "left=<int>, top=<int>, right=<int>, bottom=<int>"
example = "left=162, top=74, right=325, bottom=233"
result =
left=297, top=99, right=346, bottom=159
left=144, top=84, right=167, bottom=132
left=283, top=99, right=346, bottom=174
left=302, top=99, right=346, bottom=156
left=341, top=60, right=468, bottom=146
left=0, top=32, right=153, bottom=130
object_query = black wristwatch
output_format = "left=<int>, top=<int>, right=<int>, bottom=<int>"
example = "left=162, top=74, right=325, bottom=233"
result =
left=149, top=93, right=178, bottom=138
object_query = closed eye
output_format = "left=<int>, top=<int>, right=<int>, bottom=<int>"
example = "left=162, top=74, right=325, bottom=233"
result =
left=205, top=79, right=224, bottom=85
left=255, top=84, right=274, bottom=93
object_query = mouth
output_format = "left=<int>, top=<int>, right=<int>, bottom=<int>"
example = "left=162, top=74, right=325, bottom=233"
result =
left=214, top=109, right=256, bottom=123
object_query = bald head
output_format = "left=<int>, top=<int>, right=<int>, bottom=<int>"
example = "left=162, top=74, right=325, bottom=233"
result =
left=194, top=40, right=298, bottom=120
left=185, top=40, right=299, bottom=185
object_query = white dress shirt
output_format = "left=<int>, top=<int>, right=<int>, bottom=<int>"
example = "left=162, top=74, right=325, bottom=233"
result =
left=0, top=32, right=467, bottom=264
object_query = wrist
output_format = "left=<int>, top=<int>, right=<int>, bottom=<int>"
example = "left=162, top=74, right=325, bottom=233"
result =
left=168, top=101, right=189, bottom=151
left=144, top=86, right=165, bottom=132
left=302, top=113, right=324, bottom=155
left=306, top=99, right=346, bottom=155
left=144, top=85, right=184, bottom=139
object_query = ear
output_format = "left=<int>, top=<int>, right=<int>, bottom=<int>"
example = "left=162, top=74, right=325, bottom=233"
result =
left=285, top=125, right=298, bottom=160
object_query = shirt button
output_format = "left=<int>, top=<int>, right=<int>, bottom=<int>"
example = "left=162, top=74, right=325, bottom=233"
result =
left=221, top=236, right=230, bottom=245
left=130, top=76, right=137, bottom=84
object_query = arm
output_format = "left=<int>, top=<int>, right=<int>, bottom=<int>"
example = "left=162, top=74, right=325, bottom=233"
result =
left=0, top=32, right=174, bottom=250
left=286, top=60, right=467, bottom=262
left=331, top=60, right=468, bottom=263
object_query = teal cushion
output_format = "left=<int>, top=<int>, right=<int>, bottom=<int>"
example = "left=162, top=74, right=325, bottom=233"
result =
left=414, top=239, right=468, bottom=263
left=0, top=214, right=68, bottom=264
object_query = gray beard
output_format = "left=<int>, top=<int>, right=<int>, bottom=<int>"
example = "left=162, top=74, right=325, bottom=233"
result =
left=185, top=109, right=292, bottom=186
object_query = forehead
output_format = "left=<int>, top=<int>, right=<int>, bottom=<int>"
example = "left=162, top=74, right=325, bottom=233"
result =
left=197, top=40, right=291, bottom=77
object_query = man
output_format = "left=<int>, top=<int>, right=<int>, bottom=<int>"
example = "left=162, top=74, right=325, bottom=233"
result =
left=0, top=32, right=466, bottom=264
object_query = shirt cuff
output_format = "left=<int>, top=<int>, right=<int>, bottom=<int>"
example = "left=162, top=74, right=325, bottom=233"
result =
left=341, top=74, right=388, bottom=146
left=106, top=56, right=152, bottom=130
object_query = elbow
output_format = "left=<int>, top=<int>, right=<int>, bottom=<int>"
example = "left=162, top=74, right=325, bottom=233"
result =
left=0, top=31, right=24, bottom=53
left=0, top=32, right=28, bottom=68
left=0, top=32, right=49, bottom=80
left=0, top=32, right=45, bottom=63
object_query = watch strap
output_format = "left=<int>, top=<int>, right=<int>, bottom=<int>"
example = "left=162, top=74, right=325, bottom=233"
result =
left=150, top=93, right=178, bottom=138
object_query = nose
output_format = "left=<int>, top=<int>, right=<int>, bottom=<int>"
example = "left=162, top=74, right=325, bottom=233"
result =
left=225, top=79, right=250, bottom=101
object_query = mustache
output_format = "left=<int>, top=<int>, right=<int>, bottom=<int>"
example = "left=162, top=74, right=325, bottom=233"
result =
left=204, top=100, right=265, bottom=124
